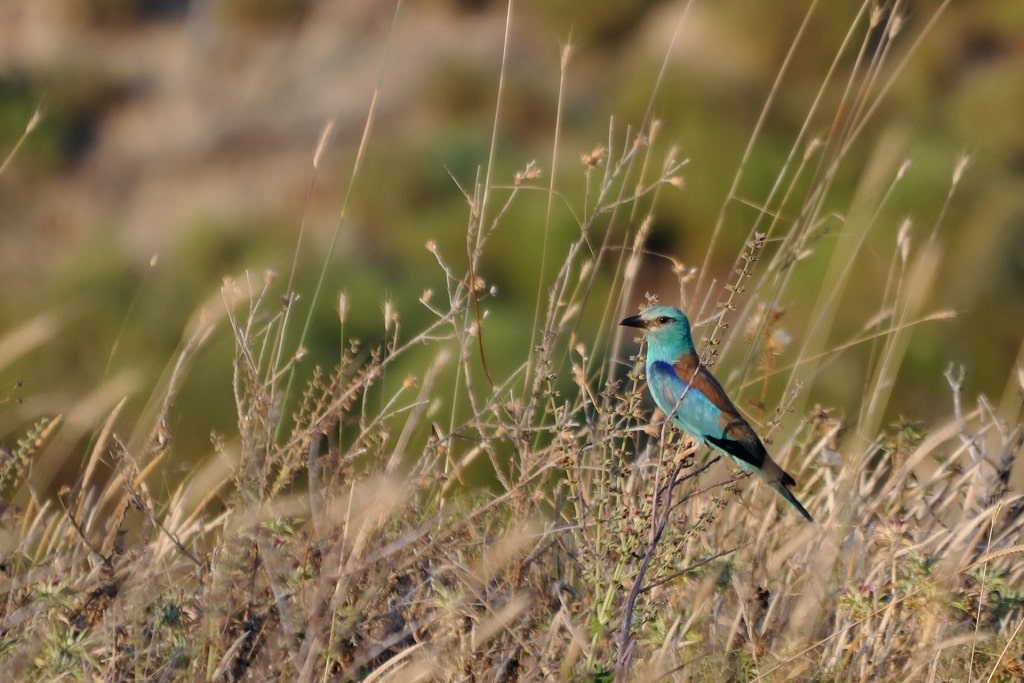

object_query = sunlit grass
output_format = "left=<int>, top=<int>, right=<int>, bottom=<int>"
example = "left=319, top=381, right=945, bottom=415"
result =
left=1, top=1, right=1022, bottom=681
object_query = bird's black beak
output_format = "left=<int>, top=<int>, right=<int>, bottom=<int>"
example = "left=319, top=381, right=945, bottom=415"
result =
left=620, top=314, right=646, bottom=329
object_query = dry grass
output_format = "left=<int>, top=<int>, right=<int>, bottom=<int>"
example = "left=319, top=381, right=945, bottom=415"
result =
left=2, top=1, right=1023, bottom=681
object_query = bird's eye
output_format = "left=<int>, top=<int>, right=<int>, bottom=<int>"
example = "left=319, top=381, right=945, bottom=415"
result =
left=657, top=316, right=671, bottom=324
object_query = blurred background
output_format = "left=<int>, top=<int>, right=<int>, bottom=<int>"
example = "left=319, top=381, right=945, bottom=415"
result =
left=1, top=0, right=1022, bottom=483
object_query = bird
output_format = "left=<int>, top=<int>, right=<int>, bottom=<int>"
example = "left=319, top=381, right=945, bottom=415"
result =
left=621, top=304, right=813, bottom=522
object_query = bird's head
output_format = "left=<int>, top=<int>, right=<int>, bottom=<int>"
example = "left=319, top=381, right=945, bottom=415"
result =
left=620, top=305, right=695, bottom=357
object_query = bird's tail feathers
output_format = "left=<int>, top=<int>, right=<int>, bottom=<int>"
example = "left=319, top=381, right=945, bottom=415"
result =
left=769, top=480, right=814, bottom=523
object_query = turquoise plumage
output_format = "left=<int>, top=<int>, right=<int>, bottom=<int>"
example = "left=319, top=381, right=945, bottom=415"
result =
left=621, top=305, right=813, bottom=522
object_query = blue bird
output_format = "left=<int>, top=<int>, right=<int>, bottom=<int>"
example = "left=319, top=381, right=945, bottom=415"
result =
left=621, top=305, right=813, bottom=522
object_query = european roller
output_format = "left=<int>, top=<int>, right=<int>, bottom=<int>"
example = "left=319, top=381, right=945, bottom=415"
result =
left=621, top=305, right=813, bottom=522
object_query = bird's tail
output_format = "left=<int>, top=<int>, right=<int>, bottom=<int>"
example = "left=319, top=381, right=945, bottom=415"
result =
left=768, top=478, right=814, bottom=523
left=704, top=434, right=815, bottom=522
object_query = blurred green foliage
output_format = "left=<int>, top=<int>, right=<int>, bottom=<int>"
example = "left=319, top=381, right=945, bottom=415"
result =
left=1, top=1, right=1023, bottom=478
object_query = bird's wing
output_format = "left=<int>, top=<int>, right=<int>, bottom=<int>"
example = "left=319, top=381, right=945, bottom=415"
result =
left=666, top=354, right=770, bottom=473
left=647, top=356, right=733, bottom=436
left=670, top=353, right=740, bottom=416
